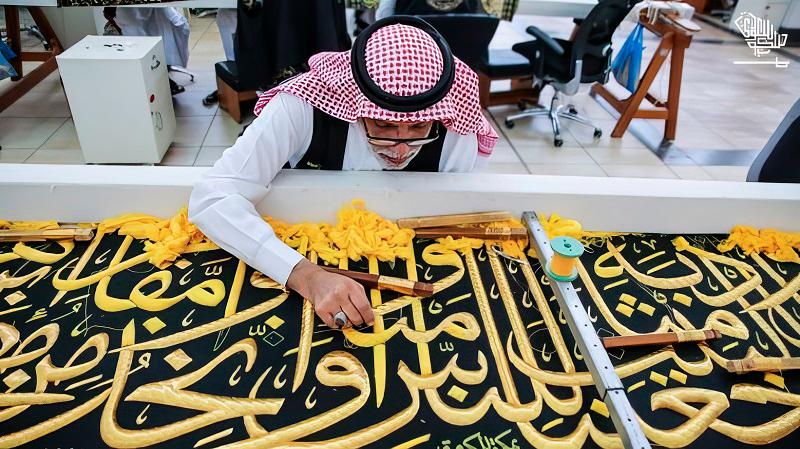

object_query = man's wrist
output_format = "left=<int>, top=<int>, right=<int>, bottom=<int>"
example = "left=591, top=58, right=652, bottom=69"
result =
left=286, top=258, right=321, bottom=300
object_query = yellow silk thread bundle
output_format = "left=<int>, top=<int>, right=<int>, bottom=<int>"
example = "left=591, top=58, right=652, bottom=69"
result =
left=717, top=226, right=800, bottom=263
left=266, top=199, right=415, bottom=266
left=98, top=207, right=213, bottom=268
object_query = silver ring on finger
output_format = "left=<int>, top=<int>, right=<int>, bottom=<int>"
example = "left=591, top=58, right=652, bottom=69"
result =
left=333, top=310, right=348, bottom=329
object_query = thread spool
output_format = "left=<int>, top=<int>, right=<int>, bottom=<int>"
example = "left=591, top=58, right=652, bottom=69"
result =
left=546, top=236, right=584, bottom=282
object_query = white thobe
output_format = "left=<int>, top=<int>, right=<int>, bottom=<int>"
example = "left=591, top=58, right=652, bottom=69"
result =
left=215, top=8, right=237, bottom=61
left=115, top=7, right=190, bottom=68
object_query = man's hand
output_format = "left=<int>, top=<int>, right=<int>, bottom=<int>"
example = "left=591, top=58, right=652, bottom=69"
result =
left=286, top=258, right=375, bottom=329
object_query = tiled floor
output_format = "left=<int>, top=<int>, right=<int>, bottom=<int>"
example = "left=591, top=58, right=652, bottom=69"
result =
left=1, top=11, right=798, bottom=182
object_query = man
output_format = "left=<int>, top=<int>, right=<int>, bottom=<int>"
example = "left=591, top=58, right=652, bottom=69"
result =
left=189, top=16, right=497, bottom=330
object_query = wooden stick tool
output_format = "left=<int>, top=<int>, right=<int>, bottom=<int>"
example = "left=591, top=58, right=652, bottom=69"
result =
left=413, top=226, right=527, bottom=241
left=726, top=357, right=800, bottom=374
left=321, top=266, right=434, bottom=297
left=0, top=228, right=94, bottom=242
left=397, top=211, right=512, bottom=229
left=602, top=329, right=721, bottom=349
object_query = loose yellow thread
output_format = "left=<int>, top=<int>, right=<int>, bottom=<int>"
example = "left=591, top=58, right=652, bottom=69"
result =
left=718, top=226, right=800, bottom=263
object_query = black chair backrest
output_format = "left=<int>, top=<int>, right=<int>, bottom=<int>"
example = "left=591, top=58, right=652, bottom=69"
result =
left=747, top=98, right=800, bottom=183
left=416, top=14, right=499, bottom=71
left=570, top=0, right=639, bottom=78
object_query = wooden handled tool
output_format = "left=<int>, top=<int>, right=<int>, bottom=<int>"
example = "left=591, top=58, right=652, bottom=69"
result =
left=726, top=357, right=800, bottom=374
left=0, top=228, right=94, bottom=242
left=602, top=329, right=721, bottom=349
left=320, top=266, right=434, bottom=297
left=397, top=211, right=512, bottom=229
left=413, top=226, right=527, bottom=241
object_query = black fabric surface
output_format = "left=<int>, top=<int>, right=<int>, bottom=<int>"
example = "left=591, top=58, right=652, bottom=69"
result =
left=0, top=232, right=798, bottom=448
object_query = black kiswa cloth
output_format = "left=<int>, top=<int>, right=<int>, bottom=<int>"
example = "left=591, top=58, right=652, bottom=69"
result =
left=0, top=232, right=798, bottom=448
left=234, top=0, right=351, bottom=90
left=558, top=233, right=800, bottom=448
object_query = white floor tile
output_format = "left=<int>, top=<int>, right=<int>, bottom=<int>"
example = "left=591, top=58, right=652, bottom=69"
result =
left=526, top=163, right=607, bottom=177
left=173, top=116, right=214, bottom=146
left=485, top=144, right=523, bottom=164
left=0, top=148, right=36, bottom=163
left=600, top=164, right=678, bottom=179
left=570, top=119, right=648, bottom=150
left=587, top=147, right=665, bottom=165
left=194, top=146, right=227, bottom=166
left=702, top=165, right=750, bottom=182
left=0, top=118, right=67, bottom=149
left=173, top=92, right=219, bottom=117
left=160, top=146, right=200, bottom=166
left=41, top=119, right=81, bottom=150
left=474, top=162, right=530, bottom=174
left=0, top=90, right=71, bottom=118
left=202, top=114, right=244, bottom=147
left=25, top=149, right=85, bottom=165
left=517, top=146, right=594, bottom=165
left=667, top=165, right=714, bottom=181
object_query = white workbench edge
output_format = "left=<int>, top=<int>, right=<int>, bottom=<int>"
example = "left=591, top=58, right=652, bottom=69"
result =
left=1, top=164, right=799, bottom=233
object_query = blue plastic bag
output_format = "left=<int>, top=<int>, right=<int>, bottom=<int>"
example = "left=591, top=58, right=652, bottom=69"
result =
left=0, top=39, right=18, bottom=81
left=611, top=23, right=644, bottom=92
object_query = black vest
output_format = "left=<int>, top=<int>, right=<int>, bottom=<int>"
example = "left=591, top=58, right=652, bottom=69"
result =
left=289, top=107, right=446, bottom=172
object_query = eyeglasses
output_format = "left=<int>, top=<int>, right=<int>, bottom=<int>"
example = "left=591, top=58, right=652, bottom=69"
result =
left=363, top=121, right=439, bottom=147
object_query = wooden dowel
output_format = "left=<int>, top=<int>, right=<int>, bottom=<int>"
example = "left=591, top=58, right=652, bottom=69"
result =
left=413, top=226, right=527, bottom=241
left=397, top=211, right=512, bottom=229
left=725, top=357, right=800, bottom=374
left=320, top=266, right=434, bottom=297
left=0, top=228, right=94, bottom=242
left=602, top=329, right=720, bottom=349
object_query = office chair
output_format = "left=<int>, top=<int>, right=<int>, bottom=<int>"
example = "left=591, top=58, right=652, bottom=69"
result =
left=747, top=98, right=800, bottom=183
left=504, top=0, right=639, bottom=147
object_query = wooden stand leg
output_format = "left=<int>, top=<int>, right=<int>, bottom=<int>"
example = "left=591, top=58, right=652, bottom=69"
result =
left=28, top=6, right=63, bottom=53
left=0, top=6, right=62, bottom=113
left=664, top=38, right=686, bottom=141
left=4, top=6, right=23, bottom=80
left=611, top=34, right=673, bottom=138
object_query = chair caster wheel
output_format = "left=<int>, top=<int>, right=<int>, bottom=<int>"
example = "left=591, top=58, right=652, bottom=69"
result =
left=554, top=138, right=563, bottom=147
left=505, top=119, right=515, bottom=129
left=593, top=128, right=602, bottom=140
left=517, top=100, right=527, bottom=111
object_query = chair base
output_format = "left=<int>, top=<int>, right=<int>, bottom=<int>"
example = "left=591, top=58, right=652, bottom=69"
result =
left=504, top=91, right=601, bottom=147
left=169, top=66, right=196, bottom=82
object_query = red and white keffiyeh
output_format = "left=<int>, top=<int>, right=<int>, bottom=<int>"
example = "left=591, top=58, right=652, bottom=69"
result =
left=253, top=23, right=498, bottom=155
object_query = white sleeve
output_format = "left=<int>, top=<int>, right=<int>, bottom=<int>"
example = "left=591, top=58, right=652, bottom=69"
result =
left=188, top=93, right=313, bottom=285
left=438, top=132, right=479, bottom=172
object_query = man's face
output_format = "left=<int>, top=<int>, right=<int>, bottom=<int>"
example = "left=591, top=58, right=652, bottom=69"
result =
left=362, top=118, right=434, bottom=170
